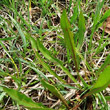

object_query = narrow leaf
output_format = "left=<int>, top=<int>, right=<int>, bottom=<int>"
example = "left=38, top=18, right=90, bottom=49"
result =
left=29, top=35, right=78, bottom=84
left=89, top=0, right=105, bottom=49
left=29, top=36, right=66, bottom=83
left=70, top=2, right=78, bottom=24
left=9, top=15, right=26, bottom=50
left=87, top=65, right=110, bottom=95
left=41, top=80, right=70, bottom=109
left=60, top=10, right=78, bottom=72
left=105, top=96, right=110, bottom=101
left=93, top=0, right=105, bottom=26
left=77, top=10, right=85, bottom=49
left=96, top=9, right=110, bottom=29
left=96, top=55, right=110, bottom=75
left=36, top=38, right=63, bottom=66
left=29, top=66, right=48, bottom=81
left=19, top=58, right=48, bottom=81
left=29, top=108, right=53, bottom=110
left=0, top=72, right=8, bottom=76
left=37, top=38, right=78, bottom=84
left=2, top=87, right=45, bottom=109
left=0, top=37, right=15, bottom=41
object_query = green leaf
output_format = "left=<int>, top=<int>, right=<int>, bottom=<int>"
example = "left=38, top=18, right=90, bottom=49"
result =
left=9, top=15, right=26, bottom=51
left=70, top=3, right=78, bottom=24
left=94, top=42, right=108, bottom=55
left=0, top=37, right=15, bottom=41
left=0, top=72, right=8, bottom=76
left=2, top=87, right=49, bottom=109
left=19, top=58, right=48, bottom=81
left=89, top=0, right=105, bottom=49
left=0, top=92, right=6, bottom=101
left=105, top=96, right=110, bottom=101
left=93, top=0, right=105, bottom=26
left=87, top=65, right=110, bottom=95
left=29, top=66, right=48, bottom=81
left=37, top=38, right=78, bottom=84
left=77, top=10, right=85, bottom=49
left=29, top=108, right=53, bottom=110
left=96, top=9, right=110, bottom=29
left=36, top=38, right=63, bottom=66
left=11, top=8, right=31, bottom=30
left=96, top=55, right=110, bottom=75
left=29, top=36, right=66, bottom=83
left=29, top=35, right=78, bottom=84
left=79, top=75, right=89, bottom=88
left=60, top=10, right=79, bottom=72
left=41, top=79, right=70, bottom=109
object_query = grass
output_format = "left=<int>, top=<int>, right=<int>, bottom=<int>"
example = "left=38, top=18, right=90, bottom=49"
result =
left=0, top=0, right=110, bottom=110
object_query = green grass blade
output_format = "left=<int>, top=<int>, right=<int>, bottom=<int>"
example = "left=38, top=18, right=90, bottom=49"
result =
left=29, top=36, right=66, bottom=83
left=96, top=55, right=110, bottom=75
left=0, top=72, right=8, bottom=77
left=36, top=38, right=63, bottom=66
left=68, top=0, right=72, bottom=14
left=19, top=58, right=48, bottom=81
left=75, top=48, right=92, bottom=71
left=0, top=41, right=19, bottom=77
left=60, top=10, right=79, bottom=72
left=11, top=8, right=31, bottom=30
left=29, top=66, right=48, bottom=81
left=2, top=86, right=46, bottom=109
left=93, top=0, right=105, bottom=26
left=79, top=75, right=89, bottom=88
left=0, top=37, right=15, bottom=41
left=35, top=51, right=66, bottom=83
left=89, top=0, right=105, bottom=49
left=87, top=65, right=110, bottom=96
left=29, top=108, right=53, bottom=110
left=70, top=2, right=78, bottom=24
left=105, top=96, right=110, bottom=101
left=77, top=10, right=86, bottom=49
left=0, top=92, right=6, bottom=102
left=36, top=38, right=78, bottom=84
left=95, top=9, right=110, bottom=29
left=94, top=42, right=108, bottom=55
left=41, top=79, right=70, bottom=109
left=8, top=15, right=27, bottom=51
left=28, top=35, right=78, bottom=84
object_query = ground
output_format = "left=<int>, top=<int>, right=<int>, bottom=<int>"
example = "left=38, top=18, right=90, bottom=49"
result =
left=0, top=0, right=110, bottom=110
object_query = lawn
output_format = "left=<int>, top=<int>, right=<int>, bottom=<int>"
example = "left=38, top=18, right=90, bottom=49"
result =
left=0, top=0, right=110, bottom=110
